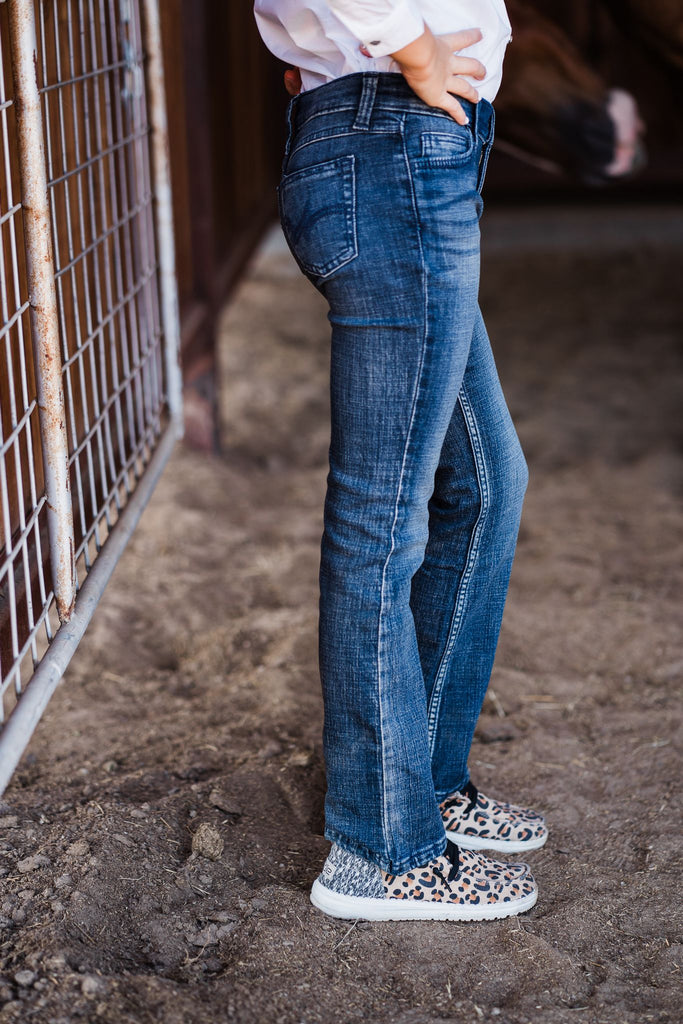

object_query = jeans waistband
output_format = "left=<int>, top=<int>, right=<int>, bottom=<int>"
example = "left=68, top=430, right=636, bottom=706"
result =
left=289, top=72, right=494, bottom=142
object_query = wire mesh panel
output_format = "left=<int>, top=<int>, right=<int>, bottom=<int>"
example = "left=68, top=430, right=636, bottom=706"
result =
left=37, top=0, right=164, bottom=570
left=0, top=0, right=180, bottom=793
left=0, top=0, right=55, bottom=714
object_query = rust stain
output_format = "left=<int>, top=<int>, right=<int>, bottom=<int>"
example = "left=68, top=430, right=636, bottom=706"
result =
left=8, top=0, right=77, bottom=620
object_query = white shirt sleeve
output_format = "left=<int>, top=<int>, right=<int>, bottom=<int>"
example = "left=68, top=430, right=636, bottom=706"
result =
left=326, top=0, right=425, bottom=58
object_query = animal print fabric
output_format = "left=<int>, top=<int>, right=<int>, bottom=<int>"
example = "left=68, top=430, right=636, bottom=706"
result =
left=318, top=842, right=385, bottom=898
left=383, top=847, right=536, bottom=905
left=440, top=782, right=547, bottom=847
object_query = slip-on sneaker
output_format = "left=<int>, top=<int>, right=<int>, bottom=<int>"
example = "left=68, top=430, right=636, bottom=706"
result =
left=441, top=780, right=548, bottom=853
left=310, top=839, right=537, bottom=921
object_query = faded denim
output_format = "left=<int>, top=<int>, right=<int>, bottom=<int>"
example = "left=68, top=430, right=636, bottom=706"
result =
left=278, top=73, right=528, bottom=874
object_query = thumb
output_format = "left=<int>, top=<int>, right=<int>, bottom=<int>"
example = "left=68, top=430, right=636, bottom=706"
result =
left=438, top=28, right=483, bottom=53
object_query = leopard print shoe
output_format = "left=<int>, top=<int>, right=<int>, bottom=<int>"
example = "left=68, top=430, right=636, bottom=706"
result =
left=441, top=780, right=548, bottom=853
left=310, top=840, right=537, bottom=921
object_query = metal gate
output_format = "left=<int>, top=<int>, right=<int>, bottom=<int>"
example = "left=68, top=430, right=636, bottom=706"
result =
left=0, top=0, right=181, bottom=794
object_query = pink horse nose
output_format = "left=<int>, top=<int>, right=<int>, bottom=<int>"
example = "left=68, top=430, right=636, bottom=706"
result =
left=604, top=89, right=646, bottom=177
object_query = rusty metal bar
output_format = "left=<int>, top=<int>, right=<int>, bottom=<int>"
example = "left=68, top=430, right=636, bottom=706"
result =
left=7, top=0, right=76, bottom=623
left=142, top=0, right=183, bottom=433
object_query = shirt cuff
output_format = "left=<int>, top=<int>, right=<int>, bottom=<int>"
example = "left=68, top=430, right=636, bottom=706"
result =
left=328, top=0, right=425, bottom=59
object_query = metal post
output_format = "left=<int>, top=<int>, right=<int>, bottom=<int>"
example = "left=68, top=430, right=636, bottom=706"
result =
left=8, top=0, right=77, bottom=623
left=141, top=0, right=183, bottom=434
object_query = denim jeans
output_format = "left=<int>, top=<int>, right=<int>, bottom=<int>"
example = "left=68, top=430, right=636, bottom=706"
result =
left=278, top=73, right=528, bottom=874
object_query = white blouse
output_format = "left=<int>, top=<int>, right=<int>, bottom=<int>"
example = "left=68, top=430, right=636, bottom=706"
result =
left=254, top=0, right=512, bottom=102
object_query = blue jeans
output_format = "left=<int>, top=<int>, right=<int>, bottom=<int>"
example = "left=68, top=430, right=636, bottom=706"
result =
left=278, top=73, right=528, bottom=874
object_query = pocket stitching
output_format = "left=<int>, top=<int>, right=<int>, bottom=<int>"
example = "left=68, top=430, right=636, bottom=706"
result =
left=416, top=129, right=475, bottom=166
left=279, top=155, right=358, bottom=280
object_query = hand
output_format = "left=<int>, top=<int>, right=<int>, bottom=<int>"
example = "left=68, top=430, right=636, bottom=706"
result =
left=284, top=68, right=302, bottom=96
left=392, top=27, right=486, bottom=125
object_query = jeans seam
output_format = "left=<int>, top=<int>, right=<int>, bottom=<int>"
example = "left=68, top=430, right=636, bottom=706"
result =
left=375, top=115, right=428, bottom=863
left=426, top=385, right=491, bottom=755
left=289, top=127, right=399, bottom=162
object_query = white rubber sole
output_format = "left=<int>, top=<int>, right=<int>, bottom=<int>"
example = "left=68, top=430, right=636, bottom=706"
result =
left=310, top=879, right=538, bottom=922
left=447, top=829, right=548, bottom=854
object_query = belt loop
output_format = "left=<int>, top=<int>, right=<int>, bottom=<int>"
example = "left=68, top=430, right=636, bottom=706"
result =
left=353, top=74, right=379, bottom=131
left=471, top=96, right=480, bottom=138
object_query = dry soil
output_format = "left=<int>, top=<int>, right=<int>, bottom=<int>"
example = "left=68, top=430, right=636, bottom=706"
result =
left=0, top=205, right=681, bottom=1024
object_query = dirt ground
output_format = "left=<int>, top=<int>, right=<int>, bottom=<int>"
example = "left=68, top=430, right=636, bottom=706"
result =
left=0, top=204, right=681, bottom=1024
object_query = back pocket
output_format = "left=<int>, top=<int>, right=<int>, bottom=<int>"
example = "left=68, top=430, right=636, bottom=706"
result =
left=278, top=155, right=358, bottom=281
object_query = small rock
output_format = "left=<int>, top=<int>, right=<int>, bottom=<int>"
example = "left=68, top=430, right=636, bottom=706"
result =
left=207, top=910, right=238, bottom=924
left=129, top=809, right=146, bottom=819
left=50, top=901, right=65, bottom=914
left=81, top=975, right=102, bottom=998
left=287, top=749, right=313, bottom=767
left=55, top=874, right=72, bottom=889
left=208, top=790, right=242, bottom=817
left=0, top=816, right=19, bottom=829
left=0, top=916, right=13, bottom=930
left=66, top=840, right=90, bottom=859
left=187, top=924, right=219, bottom=947
left=43, top=954, right=66, bottom=971
left=14, top=969, right=36, bottom=987
left=112, top=834, right=134, bottom=848
left=16, top=854, right=50, bottom=874
left=191, top=823, right=224, bottom=861
left=476, top=723, right=519, bottom=744
left=101, top=761, right=117, bottom=773
left=256, top=741, right=282, bottom=761
left=1, top=1001, right=23, bottom=1014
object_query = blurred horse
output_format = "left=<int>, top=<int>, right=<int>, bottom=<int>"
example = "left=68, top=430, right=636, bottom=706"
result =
left=282, top=2, right=645, bottom=185
left=496, top=0, right=644, bottom=183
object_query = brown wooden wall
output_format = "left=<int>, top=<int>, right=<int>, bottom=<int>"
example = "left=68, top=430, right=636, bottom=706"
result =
left=160, top=2, right=287, bottom=449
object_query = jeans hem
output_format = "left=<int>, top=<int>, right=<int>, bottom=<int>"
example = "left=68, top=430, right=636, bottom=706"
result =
left=323, top=826, right=447, bottom=875
left=434, top=771, right=470, bottom=803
